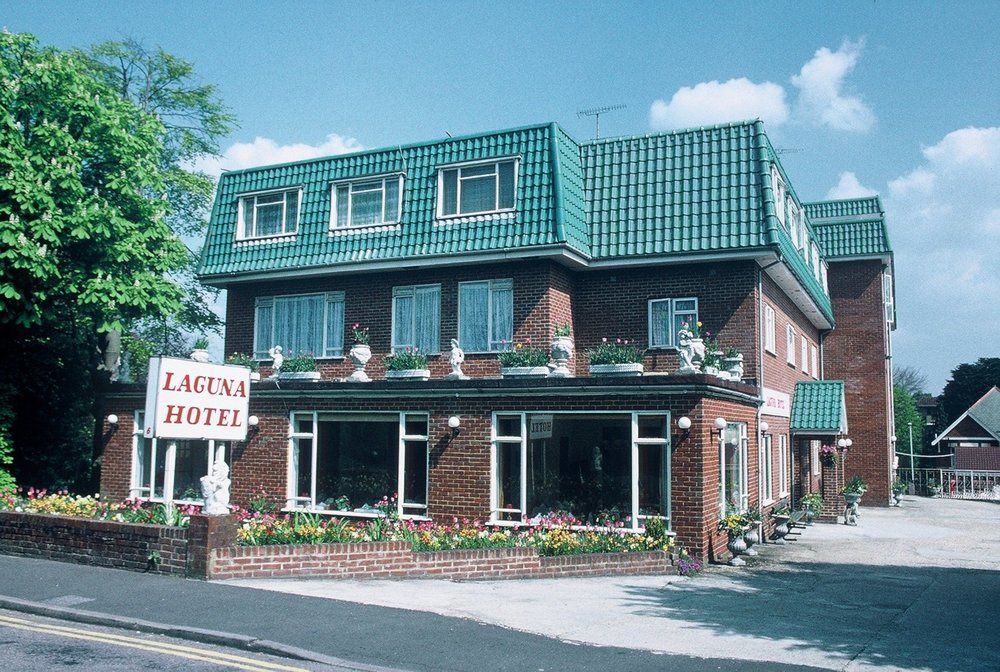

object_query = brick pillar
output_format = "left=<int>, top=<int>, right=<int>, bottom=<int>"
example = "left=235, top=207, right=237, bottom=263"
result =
left=818, top=446, right=846, bottom=523
left=187, top=514, right=237, bottom=579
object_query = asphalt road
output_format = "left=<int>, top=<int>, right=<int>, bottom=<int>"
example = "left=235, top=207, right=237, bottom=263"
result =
left=0, top=608, right=325, bottom=671
left=0, top=555, right=825, bottom=672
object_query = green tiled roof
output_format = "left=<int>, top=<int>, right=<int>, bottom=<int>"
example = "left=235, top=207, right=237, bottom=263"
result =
left=791, top=381, right=847, bottom=433
left=804, top=197, right=882, bottom=222
left=811, top=218, right=892, bottom=258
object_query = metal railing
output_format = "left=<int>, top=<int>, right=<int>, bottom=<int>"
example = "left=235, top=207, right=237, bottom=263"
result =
left=898, top=468, right=1000, bottom=500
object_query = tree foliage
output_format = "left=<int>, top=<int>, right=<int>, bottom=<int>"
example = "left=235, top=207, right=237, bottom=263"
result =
left=940, top=357, right=1000, bottom=424
left=893, top=384, right=924, bottom=461
left=893, top=365, right=928, bottom=397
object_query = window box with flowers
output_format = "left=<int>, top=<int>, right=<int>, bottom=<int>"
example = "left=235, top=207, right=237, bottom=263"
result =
left=588, top=338, right=645, bottom=376
left=384, top=348, right=430, bottom=381
left=276, top=354, right=320, bottom=381
left=497, top=341, right=549, bottom=378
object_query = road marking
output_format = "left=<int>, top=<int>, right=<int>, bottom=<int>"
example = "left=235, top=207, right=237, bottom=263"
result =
left=0, top=614, right=310, bottom=672
left=43, top=594, right=95, bottom=607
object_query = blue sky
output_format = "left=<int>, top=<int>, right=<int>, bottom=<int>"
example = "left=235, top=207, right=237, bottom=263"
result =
left=6, top=1, right=999, bottom=392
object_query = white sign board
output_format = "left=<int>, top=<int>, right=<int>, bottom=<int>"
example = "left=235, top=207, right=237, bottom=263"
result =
left=144, top=356, right=251, bottom=441
left=529, top=415, right=554, bottom=440
left=762, top=387, right=791, bottom=418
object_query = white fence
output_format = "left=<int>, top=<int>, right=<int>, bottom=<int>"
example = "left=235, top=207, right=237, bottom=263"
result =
left=898, top=468, right=1000, bottom=500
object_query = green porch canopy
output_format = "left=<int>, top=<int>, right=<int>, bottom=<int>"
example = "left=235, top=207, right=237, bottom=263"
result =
left=791, top=380, right=848, bottom=435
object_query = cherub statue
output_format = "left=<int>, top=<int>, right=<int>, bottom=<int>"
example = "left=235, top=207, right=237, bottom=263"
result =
left=445, top=339, right=468, bottom=380
left=677, top=328, right=705, bottom=374
left=199, top=446, right=231, bottom=515
left=268, top=345, right=284, bottom=376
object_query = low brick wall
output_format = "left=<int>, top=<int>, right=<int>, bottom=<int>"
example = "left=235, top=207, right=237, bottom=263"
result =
left=0, top=511, right=189, bottom=575
left=209, top=541, right=673, bottom=581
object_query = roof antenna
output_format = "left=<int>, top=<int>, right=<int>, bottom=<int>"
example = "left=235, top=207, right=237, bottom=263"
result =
left=444, top=131, right=453, bottom=138
left=577, top=104, right=627, bottom=139
left=775, top=148, right=802, bottom=155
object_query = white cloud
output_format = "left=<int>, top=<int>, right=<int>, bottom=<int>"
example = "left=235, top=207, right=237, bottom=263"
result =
left=791, top=39, right=874, bottom=132
left=921, top=126, right=1000, bottom=170
left=888, top=168, right=936, bottom=197
left=825, top=171, right=877, bottom=200
left=649, top=78, right=788, bottom=130
left=192, top=133, right=363, bottom=178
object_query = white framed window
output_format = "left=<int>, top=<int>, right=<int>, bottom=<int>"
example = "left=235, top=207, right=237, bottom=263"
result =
left=801, top=227, right=810, bottom=258
left=720, top=422, right=749, bottom=514
left=392, top=284, right=441, bottom=353
left=763, top=304, right=776, bottom=354
left=771, top=164, right=786, bottom=226
left=787, top=199, right=799, bottom=243
left=811, top=345, right=819, bottom=379
left=760, top=434, right=774, bottom=504
left=490, top=412, right=672, bottom=531
left=331, top=174, right=403, bottom=228
left=254, top=292, right=345, bottom=359
left=811, top=244, right=821, bottom=280
left=238, top=188, right=300, bottom=239
left=458, top=279, right=513, bottom=352
left=883, top=271, right=894, bottom=324
left=131, top=411, right=220, bottom=504
left=821, top=262, right=829, bottom=294
left=438, top=158, right=517, bottom=217
left=810, top=439, right=821, bottom=476
left=778, top=434, right=789, bottom=496
left=801, top=336, right=809, bottom=374
left=786, top=324, right=796, bottom=366
left=649, top=297, right=698, bottom=348
left=287, top=412, right=429, bottom=517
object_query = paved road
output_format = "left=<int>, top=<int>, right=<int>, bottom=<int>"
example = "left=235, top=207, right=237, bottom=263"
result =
left=0, top=555, right=823, bottom=672
left=231, top=497, right=1000, bottom=672
left=0, top=608, right=324, bottom=671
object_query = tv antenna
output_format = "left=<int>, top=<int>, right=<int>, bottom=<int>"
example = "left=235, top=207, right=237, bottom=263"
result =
left=577, top=104, right=627, bottom=139
left=775, top=147, right=802, bottom=155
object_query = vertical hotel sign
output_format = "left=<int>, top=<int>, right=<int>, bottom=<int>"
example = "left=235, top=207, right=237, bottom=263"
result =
left=144, top=357, right=251, bottom=441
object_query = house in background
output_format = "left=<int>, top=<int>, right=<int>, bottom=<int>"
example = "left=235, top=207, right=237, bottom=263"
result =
left=99, top=120, right=896, bottom=560
left=931, top=387, right=1000, bottom=470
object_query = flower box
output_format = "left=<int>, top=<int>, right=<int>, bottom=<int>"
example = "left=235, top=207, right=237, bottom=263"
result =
left=276, top=371, right=321, bottom=381
left=500, top=366, right=550, bottom=378
left=589, top=363, right=644, bottom=377
left=385, top=369, right=431, bottom=381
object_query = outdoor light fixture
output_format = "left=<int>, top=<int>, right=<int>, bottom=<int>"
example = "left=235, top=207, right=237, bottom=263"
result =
left=891, top=435, right=897, bottom=443
left=248, top=415, right=259, bottom=427
left=106, top=414, right=118, bottom=425
left=448, top=415, right=461, bottom=437
left=760, top=421, right=769, bottom=435
left=838, top=438, right=847, bottom=448
left=677, top=416, right=692, bottom=430
left=714, top=417, right=727, bottom=431
left=845, top=439, right=853, bottom=448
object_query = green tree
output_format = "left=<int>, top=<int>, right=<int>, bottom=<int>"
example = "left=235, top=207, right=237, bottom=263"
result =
left=939, top=358, right=1000, bottom=425
left=893, top=384, right=924, bottom=468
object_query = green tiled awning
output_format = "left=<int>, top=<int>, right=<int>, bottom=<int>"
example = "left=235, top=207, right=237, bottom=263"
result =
left=791, top=381, right=848, bottom=434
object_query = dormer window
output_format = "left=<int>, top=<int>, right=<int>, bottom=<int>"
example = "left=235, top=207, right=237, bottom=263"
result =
left=238, top=188, right=300, bottom=239
left=811, top=244, right=821, bottom=280
left=438, top=159, right=517, bottom=218
left=771, top=164, right=786, bottom=226
left=332, top=174, right=403, bottom=228
left=788, top=199, right=800, bottom=247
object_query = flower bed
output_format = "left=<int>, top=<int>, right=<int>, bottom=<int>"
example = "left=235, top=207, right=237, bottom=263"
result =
left=1, top=488, right=198, bottom=527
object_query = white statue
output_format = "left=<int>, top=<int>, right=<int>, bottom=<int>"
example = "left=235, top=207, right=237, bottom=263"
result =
left=445, top=339, right=468, bottom=380
left=200, top=445, right=231, bottom=515
left=677, top=328, right=705, bottom=374
left=268, top=345, right=284, bottom=376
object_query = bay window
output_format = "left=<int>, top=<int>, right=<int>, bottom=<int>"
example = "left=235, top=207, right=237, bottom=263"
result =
left=254, top=292, right=345, bottom=359
left=719, top=422, right=748, bottom=514
left=288, top=412, right=429, bottom=517
left=458, top=279, right=513, bottom=352
left=490, top=412, right=672, bottom=530
left=648, top=297, right=698, bottom=348
left=238, top=189, right=300, bottom=239
left=332, top=175, right=403, bottom=228
left=438, top=159, right=517, bottom=217
left=392, top=284, right=441, bottom=353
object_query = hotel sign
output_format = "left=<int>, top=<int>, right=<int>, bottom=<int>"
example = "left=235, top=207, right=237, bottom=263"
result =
left=762, top=387, right=791, bottom=418
left=143, top=357, right=252, bottom=441
left=529, top=415, right=554, bottom=440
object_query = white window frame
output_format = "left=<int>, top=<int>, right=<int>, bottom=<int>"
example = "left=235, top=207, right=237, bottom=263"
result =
left=811, top=345, right=819, bottom=379
left=778, top=434, right=789, bottom=497
left=821, top=262, right=829, bottom=294
left=771, top=164, right=786, bottom=226
left=330, top=173, right=403, bottom=229
left=489, top=411, right=673, bottom=532
left=883, top=271, right=894, bottom=324
left=237, top=188, right=301, bottom=240
left=811, top=244, right=821, bottom=280
left=130, top=410, right=217, bottom=505
left=457, top=279, right=514, bottom=353
left=786, top=324, right=796, bottom=366
left=811, top=439, right=821, bottom=476
left=801, top=336, right=809, bottom=374
left=763, top=304, right=776, bottom=354
left=648, top=297, right=699, bottom=349
left=253, top=291, right=345, bottom=359
left=436, top=157, right=519, bottom=218
left=286, top=411, right=430, bottom=519
left=760, top=434, right=774, bottom=504
left=391, top=284, right=441, bottom=353
left=719, top=422, right=749, bottom=515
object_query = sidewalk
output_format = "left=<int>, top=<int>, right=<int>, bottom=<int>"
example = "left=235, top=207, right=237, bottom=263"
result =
left=227, top=497, right=1000, bottom=672
left=0, top=554, right=821, bottom=672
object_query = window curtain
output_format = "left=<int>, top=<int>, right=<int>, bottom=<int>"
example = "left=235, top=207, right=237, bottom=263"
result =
left=414, top=287, right=440, bottom=352
left=441, top=170, right=458, bottom=216
left=490, top=282, right=513, bottom=349
left=336, top=185, right=350, bottom=227
left=284, top=191, right=298, bottom=232
left=459, top=283, right=490, bottom=351
left=351, top=182, right=382, bottom=226
left=460, top=164, right=496, bottom=213
left=255, top=200, right=283, bottom=236
left=393, top=293, right=414, bottom=349
left=383, top=177, right=399, bottom=223
left=325, top=296, right=345, bottom=356
left=274, top=295, right=324, bottom=356
left=498, top=161, right=515, bottom=208
left=651, top=300, right=671, bottom=346
left=254, top=302, right=274, bottom=358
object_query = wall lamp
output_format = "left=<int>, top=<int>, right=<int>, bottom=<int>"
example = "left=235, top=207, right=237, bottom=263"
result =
left=714, top=417, right=727, bottom=432
left=448, top=415, right=461, bottom=437
left=676, top=416, right=691, bottom=439
left=106, top=414, right=119, bottom=426
left=760, top=421, right=769, bottom=435
left=248, top=415, right=259, bottom=427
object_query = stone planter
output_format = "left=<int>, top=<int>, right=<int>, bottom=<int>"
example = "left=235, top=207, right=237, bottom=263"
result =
left=771, top=515, right=790, bottom=544
left=927, top=485, right=942, bottom=497
left=727, top=534, right=747, bottom=566
left=723, top=353, right=744, bottom=381
left=549, top=336, right=574, bottom=378
left=743, top=527, right=759, bottom=556
left=703, top=365, right=719, bottom=376
left=190, top=348, right=211, bottom=363
left=347, top=343, right=371, bottom=382
left=385, top=369, right=431, bottom=381
left=589, top=363, right=644, bottom=377
left=501, top=366, right=550, bottom=379
left=804, top=509, right=815, bottom=525
left=276, top=371, right=320, bottom=381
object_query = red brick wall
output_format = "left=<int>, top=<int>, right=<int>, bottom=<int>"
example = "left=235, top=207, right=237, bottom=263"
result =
left=209, top=542, right=673, bottom=581
left=823, top=260, right=893, bottom=504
